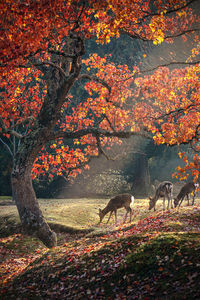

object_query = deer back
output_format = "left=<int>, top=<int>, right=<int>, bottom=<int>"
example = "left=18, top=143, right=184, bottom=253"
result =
left=176, top=182, right=195, bottom=200
left=149, top=181, right=173, bottom=210
left=108, top=193, right=133, bottom=210
left=99, top=193, right=134, bottom=223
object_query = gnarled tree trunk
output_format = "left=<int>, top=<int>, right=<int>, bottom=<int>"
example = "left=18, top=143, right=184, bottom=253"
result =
left=11, top=169, right=57, bottom=248
left=2, top=34, right=84, bottom=248
left=11, top=142, right=57, bottom=248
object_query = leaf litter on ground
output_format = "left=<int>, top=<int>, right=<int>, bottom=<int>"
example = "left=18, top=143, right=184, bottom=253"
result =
left=0, top=201, right=200, bottom=299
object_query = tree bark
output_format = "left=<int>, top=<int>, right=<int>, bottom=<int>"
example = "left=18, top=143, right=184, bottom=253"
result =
left=3, top=36, right=84, bottom=247
left=11, top=166, right=57, bottom=248
left=131, top=153, right=150, bottom=196
left=10, top=127, right=58, bottom=248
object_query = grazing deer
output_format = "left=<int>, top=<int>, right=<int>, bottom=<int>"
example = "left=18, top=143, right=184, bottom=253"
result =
left=174, top=182, right=199, bottom=208
left=98, top=193, right=134, bottom=224
left=149, top=181, right=173, bottom=211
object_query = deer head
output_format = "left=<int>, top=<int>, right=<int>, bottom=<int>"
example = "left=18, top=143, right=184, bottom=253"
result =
left=98, top=208, right=104, bottom=223
left=174, top=197, right=179, bottom=208
left=149, top=196, right=156, bottom=210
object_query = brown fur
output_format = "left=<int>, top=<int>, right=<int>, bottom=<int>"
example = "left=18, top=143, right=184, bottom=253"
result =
left=99, top=193, right=134, bottom=224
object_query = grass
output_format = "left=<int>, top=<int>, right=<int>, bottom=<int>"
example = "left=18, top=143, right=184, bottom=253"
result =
left=0, top=197, right=150, bottom=235
left=0, top=196, right=200, bottom=299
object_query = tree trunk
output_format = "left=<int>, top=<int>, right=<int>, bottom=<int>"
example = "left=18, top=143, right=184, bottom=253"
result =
left=131, top=153, right=150, bottom=196
left=11, top=166, right=57, bottom=248
left=8, top=36, right=83, bottom=247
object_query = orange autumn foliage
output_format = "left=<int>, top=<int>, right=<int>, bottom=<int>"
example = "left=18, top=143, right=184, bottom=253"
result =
left=0, top=0, right=199, bottom=182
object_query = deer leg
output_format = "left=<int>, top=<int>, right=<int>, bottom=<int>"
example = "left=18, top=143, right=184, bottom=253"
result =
left=114, top=210, right=117, bottom=224
left=129, top=208, right=132, bottom=223
left=167, top=195, right=171, bottom=210
left=106, top=211, right=113, bottom=224
left=123, top=207, right=131, bottom=223
left=192, top=192, right=195, bottom=206
left=186, top=194, right=189, bottom=206
left=153, top=203, right=156, bottom=212
left=170, top=196, right=173, bottom=209
left=167, top=195, right=170, bottom=210
left=123, top=210, right=128, bottom=223
left=163, top=196, right=166, bottom=211
left=170, top=193, right=173, bottom=209
left=178, top=196, right=184, bottom=208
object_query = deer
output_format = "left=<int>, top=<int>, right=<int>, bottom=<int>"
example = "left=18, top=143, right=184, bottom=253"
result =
left=149, top=181, right=173, bottom=211
left=174, top=182, right=199, bottom=208
left=98, top=193, right=134, bottom=224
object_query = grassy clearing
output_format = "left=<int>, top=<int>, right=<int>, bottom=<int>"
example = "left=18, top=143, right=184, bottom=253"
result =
left=0, top=197, right=150, bottom=235
left=0, top=197, right=200, bottom=299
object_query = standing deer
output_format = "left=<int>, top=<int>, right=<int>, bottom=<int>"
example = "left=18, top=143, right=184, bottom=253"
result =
left=149, top=181, right=173, bottom=211
left=174, top=182, right=199, bottom=208
left=98, top=193, right=134, bottom=224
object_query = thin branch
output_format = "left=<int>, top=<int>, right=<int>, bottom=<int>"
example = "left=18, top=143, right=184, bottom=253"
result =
left=143, top=60, right=200, bottom=72
left=102, top=114, right=115, bottom=131
left=95, top=133, right=113, bottom=160
left=118, top=60, right=200, bottom=82
left=150, top=104, right=199, bottom=121
left=0, top=116, right=23, bottom=139
left=71, top=0, right=86, bottom=31
left=48, top=50, right=75, bottom=59
left=122, top=28, right=200, bottom=41
left=78, top=74, right=111, bottom=93
left=0, top=138, right=13, bottom=157
left=61, top=153, right=102, bottom=181
left=190, top=140, right=200, bottom=153
left=161, top=122, right=200, bottom=147
left=0, top=60, right=67, bottom=77
left=78, top=73, right=122, bottom=107
left=61, top=131, right=129, bottom=181
left=194, top=123, right=200, bottom=139
left=11, top=116, right=35, bottom=129
left=165, top=28, right=200, bottom=39
left=139, top=0, right=199, bottom=21
left=156, top=0, right=198, bottom=16
left=120, top=29, right=148, bottom=41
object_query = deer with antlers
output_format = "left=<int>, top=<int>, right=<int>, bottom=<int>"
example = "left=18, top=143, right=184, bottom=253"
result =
left=98, top=193, right=134, bottom=224
left=149, top=181, right=173, bottom=211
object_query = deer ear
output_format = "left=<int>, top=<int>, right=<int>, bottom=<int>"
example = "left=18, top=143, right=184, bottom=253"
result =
left=99, top=208, right=102, bottom=213
left=149, top=196, right=152, bottom=200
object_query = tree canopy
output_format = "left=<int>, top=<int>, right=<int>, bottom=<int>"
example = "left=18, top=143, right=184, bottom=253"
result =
left=0, top=0, right=200, bottom=247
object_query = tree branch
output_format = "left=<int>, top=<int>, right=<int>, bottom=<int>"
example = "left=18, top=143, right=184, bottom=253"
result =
left=78, top=74, right=111, bottom=93
left=140, top=0, right=199, bottom=20
left=49, top=127, right=152, bottom=142
left=150, top=104, right=199, bottom=121
left=0, top=116, right=23, bottom=139
left=0, top=138, right=13, bottom=157
left=122, top=28, right=200, bottom=41
left=48, top=50, right=75, bottom=59
left=118, top=60, right=200, bottom=82
left=78, top=73, right=122, bottom=107
left=95, top=133, right=114, bottom=160
left=32, top=61, right=67, bottom=77
left=0, top=59, right=67, bottom=78
left=164, top=28, right=200, bottom=39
